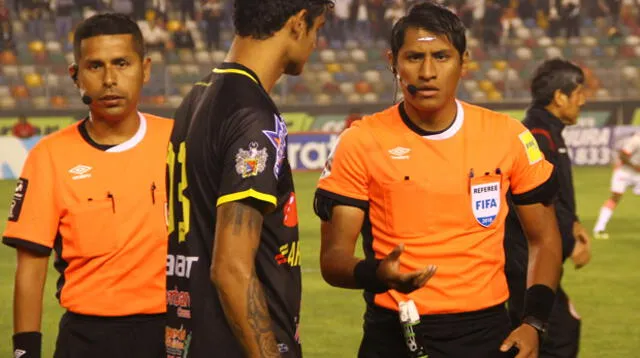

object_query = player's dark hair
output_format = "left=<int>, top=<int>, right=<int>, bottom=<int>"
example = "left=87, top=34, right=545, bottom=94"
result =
left=531, top=58, right=585, bottom=107
left=73, top=13, right=145, bottom=62
left=390, top=1, right=467, bottom=66
left=234, top=0, right=334, bottom=40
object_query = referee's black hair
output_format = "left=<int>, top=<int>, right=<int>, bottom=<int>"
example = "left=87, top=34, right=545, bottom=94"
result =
left=73, top=13, right=145, bottom=62
left=531, top=58, right=585, bottom=107
left=234, top=0, right=334, bottom=40
left=390, top=1, right=467, bottom=66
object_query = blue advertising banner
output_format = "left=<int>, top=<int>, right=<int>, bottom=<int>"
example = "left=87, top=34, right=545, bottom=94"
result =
left=287, top=132, right=340, bottom=171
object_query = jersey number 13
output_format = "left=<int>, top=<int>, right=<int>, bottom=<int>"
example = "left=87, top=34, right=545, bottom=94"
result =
left=167, top=141, right=190, bottom=242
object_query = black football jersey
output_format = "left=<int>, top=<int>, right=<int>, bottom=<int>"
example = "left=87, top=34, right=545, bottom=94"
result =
left=166, top=62, right=301, bottom=358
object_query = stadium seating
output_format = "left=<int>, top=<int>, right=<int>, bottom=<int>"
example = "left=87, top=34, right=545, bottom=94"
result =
left=1, top=8, right=639, bottom=109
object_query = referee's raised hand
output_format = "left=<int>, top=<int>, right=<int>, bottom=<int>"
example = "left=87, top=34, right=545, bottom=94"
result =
left=376, top=244, right=437, bottom=294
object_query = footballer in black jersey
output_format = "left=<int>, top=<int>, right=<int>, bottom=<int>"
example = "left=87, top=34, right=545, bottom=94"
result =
left=166, top=63, right=301, bottom=358
left=165, top=1, right=332, bottom=357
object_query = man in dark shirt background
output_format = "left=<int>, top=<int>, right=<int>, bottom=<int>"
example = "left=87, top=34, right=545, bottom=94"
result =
left=505, top=58, right=592, bottom=358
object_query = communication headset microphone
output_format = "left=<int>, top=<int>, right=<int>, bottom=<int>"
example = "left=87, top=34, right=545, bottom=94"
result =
left=81, top=92, right=93, bottom=105
left=407, top=84, right=418, bottom=96
left=398, top=75, right=419, bottom=97
left=71, top=64, right=93, bottom=105
left=393, top=67, right=419, bottom=97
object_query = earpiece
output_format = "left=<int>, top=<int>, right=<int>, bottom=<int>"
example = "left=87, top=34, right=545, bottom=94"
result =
left=71, top=64, right=79, bottom=82
left=70, top=64, right=93, bottom=105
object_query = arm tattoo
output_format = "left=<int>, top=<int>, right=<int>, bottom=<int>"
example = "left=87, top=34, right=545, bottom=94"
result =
left=231, top=200, right=262, bottom=235
left=220, top=201, right=278, bottom=357
left=248, top=273, right=280, bottom=358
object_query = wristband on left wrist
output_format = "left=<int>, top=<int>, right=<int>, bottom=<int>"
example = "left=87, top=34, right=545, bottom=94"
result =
left=522, top=315, right=547, bottom=341
left=13, top=331, right=42, bottom=358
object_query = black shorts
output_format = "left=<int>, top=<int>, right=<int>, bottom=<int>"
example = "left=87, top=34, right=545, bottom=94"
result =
left=54, top=311, right=166, bottom=358
left=358, top=303, right=518, bottom=358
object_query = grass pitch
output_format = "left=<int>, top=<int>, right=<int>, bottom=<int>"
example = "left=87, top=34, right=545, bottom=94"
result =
left=0, top=167, right=639, bottom=357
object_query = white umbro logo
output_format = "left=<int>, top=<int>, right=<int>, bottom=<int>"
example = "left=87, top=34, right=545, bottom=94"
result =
left=69, top=165, right=92, bottom=180
left=14, top=349, right=26, bottom=358
left=389, top=147, right=411, bottom=160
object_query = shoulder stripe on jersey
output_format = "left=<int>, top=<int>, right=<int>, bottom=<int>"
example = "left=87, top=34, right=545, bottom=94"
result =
left=530, top=128, right=557, bottom=152
left=212, top=68, right=258, bottom=84
left=217, top=189, right=277, bottom=207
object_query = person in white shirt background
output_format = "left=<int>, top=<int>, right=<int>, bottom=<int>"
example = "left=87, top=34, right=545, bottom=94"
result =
left=593, top=131, right=640, bottom=239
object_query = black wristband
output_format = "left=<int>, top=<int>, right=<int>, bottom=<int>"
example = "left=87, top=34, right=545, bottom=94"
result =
left=523, top=284, right=556, bottom=323
left=522, top=315, right=547, bottom=341
left=13, top=331, right=42, bottom=358
left=354, top=258, right=389, bottom=294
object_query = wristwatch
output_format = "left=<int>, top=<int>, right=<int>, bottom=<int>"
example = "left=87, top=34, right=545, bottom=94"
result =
left=522, top=316, right=547, bottom=341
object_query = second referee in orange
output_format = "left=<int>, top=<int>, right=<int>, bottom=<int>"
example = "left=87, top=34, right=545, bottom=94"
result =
left=314, top=3, right=563, bottom=358
left=2, top=14, right=172, bottom=358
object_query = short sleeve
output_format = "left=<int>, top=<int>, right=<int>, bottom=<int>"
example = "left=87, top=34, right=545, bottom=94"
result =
left=509, top=121, right=554, bottom=196
left=216, top=109, right=285, bottom=209
left=2, top=142, right=59, bottom=255
left=316, top=126, right=369, bottom=207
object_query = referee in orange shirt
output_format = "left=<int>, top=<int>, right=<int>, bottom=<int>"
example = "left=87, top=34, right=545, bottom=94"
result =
left=314, top=3, right=563, bottom=358
left=2, top=14, right=172, bottom=358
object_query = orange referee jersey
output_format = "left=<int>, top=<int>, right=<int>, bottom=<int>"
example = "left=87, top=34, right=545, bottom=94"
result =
left=3, top=113, right=173, bottom=317
left=318, top=101, right=553, bottom=315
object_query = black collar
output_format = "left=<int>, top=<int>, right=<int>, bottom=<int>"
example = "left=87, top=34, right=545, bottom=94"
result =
left=398, top=102, right=457, bottom=137
left=78, top=118, right=116, bottom=151
left=525, top=106, right=565, bottom=132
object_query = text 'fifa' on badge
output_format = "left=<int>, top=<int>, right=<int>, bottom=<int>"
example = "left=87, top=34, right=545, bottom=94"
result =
left=471, top=181, right=500, bottom=227
left=519, top=130, right=543, bottom=165
left=263, top=114, right=288, bottom=178
left=235, top=142, right=268, bottom=178
left=8, top=178, right=28, bottom=222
